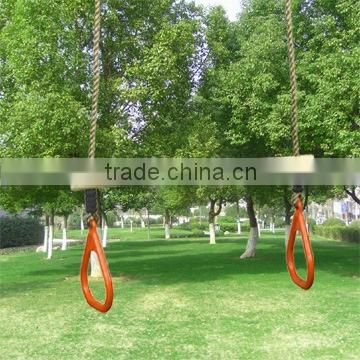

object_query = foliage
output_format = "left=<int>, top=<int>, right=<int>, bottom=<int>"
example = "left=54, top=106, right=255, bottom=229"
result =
left=67, top=212, right=83, bottom=231
left=0, top=216, right=44, bottom=248
left=0, top=0, right=358, bottom=226
left=314, top=225, right=359, bottom=243
left=307, top=218, right=316, bottom=232
left=350, top=220, right=360, bottom=228
left=224, top=205, right=247, bottom=219
left=105, top=210, right=117, bottom=227
left=152, top=186, right=196, bottom=218
left=322, top=218, right=346, bottom=227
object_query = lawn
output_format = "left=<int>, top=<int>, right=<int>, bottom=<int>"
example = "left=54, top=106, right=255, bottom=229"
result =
left=0, top=230, right=359, bottom=360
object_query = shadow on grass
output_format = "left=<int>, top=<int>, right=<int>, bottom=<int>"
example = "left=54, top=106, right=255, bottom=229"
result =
left=2, top=235, right=359, bottom=298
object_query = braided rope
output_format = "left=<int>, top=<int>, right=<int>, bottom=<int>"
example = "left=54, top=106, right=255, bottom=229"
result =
left=88, top=0, right=101, bottom=159
left=285, top=0, right=302, bottom=205
left=86, top=0, right=101, bottom=219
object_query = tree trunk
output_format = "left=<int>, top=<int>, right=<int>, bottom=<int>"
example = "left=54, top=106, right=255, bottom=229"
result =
left=240, top=227, right=259, bottom=259
left=236, top=200, right=241, bottom=234
left=140, top=216, right=145, bottom=228
left=147, top=208, right=151, bottom=241
left=80, top=213, right=85, bottom=235
left=120, top=216, right=124, bottom=229
left=164, top=209, right=171, bottom=240
left=257, top=210, right=261, bottom=238
left=304, top=186, right=309, bottom=210
left=271, top=215, right=276, bottom=234
left=208, top=198, right=223, bottom=245
left=102, top=215, right=108, bottom=248
left=130, top=220, right=133, bottom=232
left=240, top=195, right=258, bottom=259
left=257, top=219, right=261, bottom=238
left=344, top=186, right=360, bottom=205
left=209, top=221, right=216, bottom=245
left=209, top=199, right=216, bottom=245
left=61, top=215, right=68, bottom=251
left=43, top=214, right=49, bottom=253
left=47, top=210, right=54, bottom=260
left=237, top=220, right=241, bottom=235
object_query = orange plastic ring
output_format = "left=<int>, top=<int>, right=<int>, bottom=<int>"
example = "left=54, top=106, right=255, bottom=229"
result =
left=80, top=219, right=113, bottom=312
left=286, top=199, right=315, bottom=290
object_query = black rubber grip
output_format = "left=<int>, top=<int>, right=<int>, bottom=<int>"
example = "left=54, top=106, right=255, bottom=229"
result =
left=292, top=185, right=304, bottom=194
left=85, top=189, right=98, bottom=215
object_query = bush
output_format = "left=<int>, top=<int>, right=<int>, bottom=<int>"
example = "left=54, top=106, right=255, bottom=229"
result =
left=148, top=217, right=163, bottom=225
left=314, top=225, right=360, bottom=243
left=218, top=216, right=237, bottom=224
left=171, top=230, right=207, bottom=239
left=68, top=213, right=83, bottom=230
left=350, top=220, right=360, bottom=228
left=0, top=217, right=44, bottom=249
left=178, top=218, right=253, bottom=234
left=105, top=211, right=117, bottom=227
left=178, top=219, right=208, bottom=231
left=307, top=218, right=316, bottom=233
left=274, top=218, right=285, bottom=228
left=218, top=222, right=250, bottom=233
left=218, top=222, right=237, bottom=232
left=322, top=218, right=346, bottom=227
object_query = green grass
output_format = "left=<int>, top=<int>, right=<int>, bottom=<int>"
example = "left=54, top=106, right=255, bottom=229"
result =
left=1, top=230, right=359, bottom=360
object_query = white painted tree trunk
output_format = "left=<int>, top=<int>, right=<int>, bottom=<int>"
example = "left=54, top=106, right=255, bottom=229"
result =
left=285, top=225, right=291, bottom=247
left=164, top=223, right=171, bottom=240
left=61, top=228, right=67, bottom=251
left=47, top=225, right=53, bottom=259
left=80, top=217, right=84, bottom=235
left=270, top=222, right=275, bottom=233
left=130, top=220, right=133, bottom=232
left=43, top=226, right=49, bottom=253
left=240, top=227, right=259, bottom=259
left=257, top=222, right=261, bottom=238
left=120, top=217, right=124, bottom=229
left=90, top=251, right=102, bottom=277
left=140, top=218, right=145, bottom=228
left=147, top=209, right=151, bottom=241
left=102, top=224, right=108, bottom=248
left=209, top=223, right=216, bottom=245
left=237, top=220, right=241, bottom=235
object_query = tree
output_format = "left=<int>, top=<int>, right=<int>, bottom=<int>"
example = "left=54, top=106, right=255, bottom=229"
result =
left=54, top=191, right=81, bottom=251
left=153, top=186, right=195, bottom=240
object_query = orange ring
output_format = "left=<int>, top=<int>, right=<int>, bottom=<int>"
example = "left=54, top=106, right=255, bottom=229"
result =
left=286, top=199, right=314, bottom=290
left=80, top=219, right=113, bottom=312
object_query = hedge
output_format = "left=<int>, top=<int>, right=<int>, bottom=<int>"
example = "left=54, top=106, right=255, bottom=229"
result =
left=178, top=220, right=250, bottom=234
left=314, top=225, right=360, bottom=243
left=350, top=220, right=360, bottom=228
left=322, top=218, right=346, bottom=227
left=0, top=217, right=44, bottom=249
left=218, top=222, right=250, bottom=233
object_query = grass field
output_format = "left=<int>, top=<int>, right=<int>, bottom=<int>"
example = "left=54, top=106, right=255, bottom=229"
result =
left=0, top=229, right=359, bottom=360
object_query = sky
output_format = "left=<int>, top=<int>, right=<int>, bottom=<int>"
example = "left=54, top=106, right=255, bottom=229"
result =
left=194, top=0, right=242, bottom=21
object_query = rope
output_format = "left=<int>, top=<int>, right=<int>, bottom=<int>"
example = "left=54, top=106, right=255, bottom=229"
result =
left=85, top=0, right=101, bottom=219
left=88, top=0, right=101, bottom=159
left=285, top=0, right=302, bottom=205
